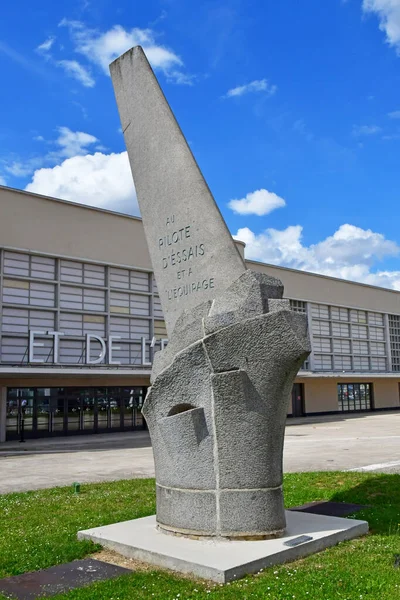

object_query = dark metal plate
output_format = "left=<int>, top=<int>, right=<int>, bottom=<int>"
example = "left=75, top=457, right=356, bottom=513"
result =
left=284, top=534, right=313, bottom=547
left=289, top=501, right=368, bottom=517
left=0, top=559, right=132, bottom=600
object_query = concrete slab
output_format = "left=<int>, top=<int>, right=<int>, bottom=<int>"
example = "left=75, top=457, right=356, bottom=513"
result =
left=78, top=511, right=368, bottom=583
left=0, top=559, right=132, bottom=599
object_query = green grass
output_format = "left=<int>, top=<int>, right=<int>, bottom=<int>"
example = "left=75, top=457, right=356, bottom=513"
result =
left=1, top=473, right=400, bottom=599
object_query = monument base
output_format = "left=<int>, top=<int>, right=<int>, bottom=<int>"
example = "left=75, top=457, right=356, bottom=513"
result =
left=78, top=511, right=368, bottom=583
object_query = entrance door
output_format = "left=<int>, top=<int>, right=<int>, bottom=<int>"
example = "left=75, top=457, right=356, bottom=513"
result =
left=292, top=383, right=305, bottom=417
left=6, top=388, right=35, bottom=439
left=95, top=388, right=123, bottom=432
left=35, top=388, right=52, bottom=434
left=121, top=387, right=146, bottom=429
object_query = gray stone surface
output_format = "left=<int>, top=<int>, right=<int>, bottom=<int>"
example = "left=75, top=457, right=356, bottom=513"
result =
left=219, top=488, right=286, bottom=537
left=212, top=370, right=285, bottom=489
left=110, top=45, right=311, bottom=540
left=156, top=485, right=217, bottom=535
left=151, top=300, right=212, bottom=381
left=143, top=271, right=310, bottom=538
left=78, top=512, right=369, bottom=583
left=110, top=47, right=245, bottom=334
left=144, top=342, right=215, bottom=491
left=205, top=271, right=283, bottom=335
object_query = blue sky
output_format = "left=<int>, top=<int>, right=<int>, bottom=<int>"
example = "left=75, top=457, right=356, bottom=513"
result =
left=1, top=0, right=400, bottom=288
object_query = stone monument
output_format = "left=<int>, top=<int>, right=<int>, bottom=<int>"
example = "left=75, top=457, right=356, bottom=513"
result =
left=110, top=46, right=310, bottom=539
left=78, top=46, right=368, bottom=581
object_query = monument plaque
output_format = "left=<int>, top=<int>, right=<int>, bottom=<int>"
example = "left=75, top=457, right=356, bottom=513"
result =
left=110, top=47, right=246, bottom=334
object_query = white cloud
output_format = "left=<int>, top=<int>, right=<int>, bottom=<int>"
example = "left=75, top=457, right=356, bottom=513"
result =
left=59, top=20, right=191, bottom=84
left=388, top=109, right=400, bottom=118
left=57, top=59, right=95, bottom=87
left=352, top=124, right=382, bottom=136
left=5, top=158, right=44, bottom=177
left=35, top=33, right=95, bottom=87
left=25, top=151, right=138, bottom=214
left=235, top=223, right=400, bottom=290
left=4, top=127, right=98, bottom=177
left=53, top=126, right=97, bottom=157
left=363, top=0, right=400, bottom=53
left=225, top=79, right=277, bottom=98
left=36, top=37, right=55, bottom=53
left=0, top=175, right=6, bottom=186
left=228, top=188, right=286, bottom=216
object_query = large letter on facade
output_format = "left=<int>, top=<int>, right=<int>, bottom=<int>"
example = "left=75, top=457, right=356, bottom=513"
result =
left=86, top=335, right=106, bottom=365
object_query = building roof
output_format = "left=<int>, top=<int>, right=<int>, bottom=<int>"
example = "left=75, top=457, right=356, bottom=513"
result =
left=1, top=184, right=399, bottom=308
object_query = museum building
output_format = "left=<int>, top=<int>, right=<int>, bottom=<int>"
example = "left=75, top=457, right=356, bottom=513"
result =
left=0, top=185, right=399, bottom=442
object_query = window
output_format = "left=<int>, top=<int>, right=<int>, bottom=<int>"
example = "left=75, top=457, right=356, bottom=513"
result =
left=3, top=251, right=55, bottom=280
left=290, top=300, right=307, bottom=314
left=3, top=279, right=55, bottom=307
left=314, top=337, right=331, bottom=353
left=2, top=308, right=55, bottom=334
left=109, top=268, right=150, bottom=292
left=313, top=320, right=330, bottom=336
left=350, top=310, right=367, bottom=324
left=331, top=322, right=350, bottom=338
left=334, top=355, right=352, bottom=370
left=368, top=312, right=384, bottom=327
left=338, top=383, right=372, bottom=412
left=351, top=324, right=368, bottom=339
left=370, top=357, right=386, bottom=371
left=369, top=327, right=385, bottom=341
left=314, top=354, right=332, bottom=370
left=331, top=307, right=349, bottom=322
left=153, top=296, right=163, bottom=319
left=353, top=356, right=370, bottom=371
left=352, top=340, right=368, bottom=355
left=332, top=339, right=351, bottom=354
left=370, top=342, right=386, bottom=356
left=311, top=304, right=329, bottom=319
left=389, top=314, right=400, bottom=372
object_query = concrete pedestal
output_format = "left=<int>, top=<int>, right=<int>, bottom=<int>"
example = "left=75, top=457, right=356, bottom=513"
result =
left=78, top=511, right=368, bottom=583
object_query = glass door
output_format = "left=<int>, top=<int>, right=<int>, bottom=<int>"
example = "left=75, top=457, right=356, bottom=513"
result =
left=66, top=391, right=81, bottom=433
left=81, top=389, right=95, bottom=432
left=35, top=388, right=52, bottom=434
left=6, top=389, right=35, bottom=439
left=122, top=388, right=136, bottom=429
left=95, top=388, right=109, bottom=431
left=108, top=388, right=123, bottom=430
left=6, top=389, right=20, bottom=439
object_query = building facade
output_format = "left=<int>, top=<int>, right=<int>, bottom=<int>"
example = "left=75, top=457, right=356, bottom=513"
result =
left=0, top=186, right=399, bottom=441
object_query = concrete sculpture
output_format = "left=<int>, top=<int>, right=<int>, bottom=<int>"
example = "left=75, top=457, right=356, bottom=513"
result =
left=110, top=46, right=311, bottom=539
left=78, top=47, right=368, bottom=581
left=146, top=271, right=310, bottom=538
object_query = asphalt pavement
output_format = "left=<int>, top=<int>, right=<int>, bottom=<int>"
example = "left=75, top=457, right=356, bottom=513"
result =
left=0, top=412, right=399, bottom=494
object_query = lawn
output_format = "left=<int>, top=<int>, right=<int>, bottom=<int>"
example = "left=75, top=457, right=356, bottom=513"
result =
left=0, top=473, right=399, bottom=599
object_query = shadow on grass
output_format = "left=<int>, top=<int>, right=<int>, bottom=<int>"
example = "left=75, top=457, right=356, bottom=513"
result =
left=284, top=472, right=400, bottom=535
left=330, top=474, right=400, bottom=535
left=331, top=473, right=400, bottom=506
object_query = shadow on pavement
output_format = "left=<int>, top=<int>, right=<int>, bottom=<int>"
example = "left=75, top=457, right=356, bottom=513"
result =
left=0, top=431, right=152, bottom=456
left=287, top=409, right=400, bottom=427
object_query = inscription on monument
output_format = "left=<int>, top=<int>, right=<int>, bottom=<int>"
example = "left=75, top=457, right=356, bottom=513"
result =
left=158, top=215, right=214, bottom=302
left=110, top=46, right=245, bottom=333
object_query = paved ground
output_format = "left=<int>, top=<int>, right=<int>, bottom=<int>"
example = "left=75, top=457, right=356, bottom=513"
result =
left=0, top=411, right=399, bottom=494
